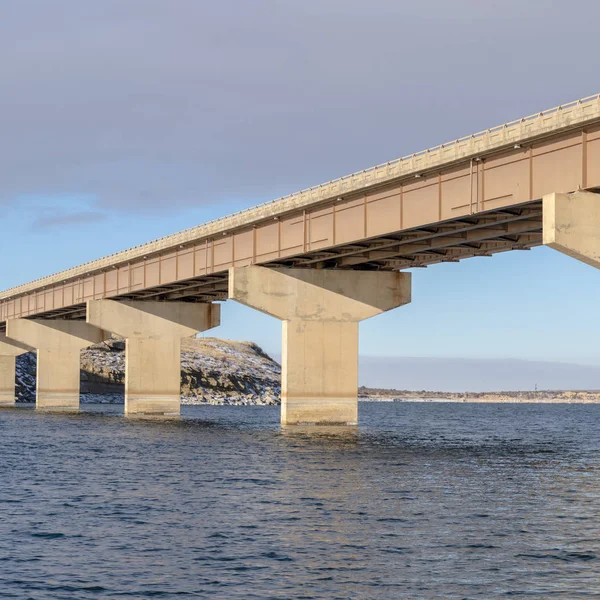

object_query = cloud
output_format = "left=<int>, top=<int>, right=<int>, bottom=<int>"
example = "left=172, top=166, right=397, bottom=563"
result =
left=0, top=0, right=599, bottom=216
left=12, top=193, right=108, bottom=230
left=30, top=210, right=107, bottom=230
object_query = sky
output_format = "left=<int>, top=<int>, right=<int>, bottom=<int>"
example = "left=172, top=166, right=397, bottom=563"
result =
left=1, top=0, right=600, bottom=390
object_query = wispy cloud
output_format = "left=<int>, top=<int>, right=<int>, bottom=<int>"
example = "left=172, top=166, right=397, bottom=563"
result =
left=30, top=210, right=107, bottom=230
left=12, top=194, right=108, bottom=230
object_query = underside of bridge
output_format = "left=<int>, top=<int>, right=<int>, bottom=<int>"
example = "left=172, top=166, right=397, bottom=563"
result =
left=0, top=199, right=544, bottom=329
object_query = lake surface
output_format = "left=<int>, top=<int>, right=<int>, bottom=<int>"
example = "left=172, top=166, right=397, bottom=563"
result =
left=1, top=402, right=599, bottom=599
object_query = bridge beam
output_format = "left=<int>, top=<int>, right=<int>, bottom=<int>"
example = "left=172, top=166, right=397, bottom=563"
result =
left=86, top=300, right=220, bottom=416
left=5, top=320, right=107, bottom=410
left=229, top=266, right=411, bottom=426
left=0, top=334, right=32, bottom=406
left=543, top=191, right=600, bottom=269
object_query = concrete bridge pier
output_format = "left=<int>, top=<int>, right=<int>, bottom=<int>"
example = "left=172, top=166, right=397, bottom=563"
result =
left=229, top=266, right=411, bottom=426
left=543, top=191, right=600, bottom=269
left=87, top=300, right=220, bottom=417
left=0, top=334, right=32, bottom=406
left=5, top=320, right=107, bottom=410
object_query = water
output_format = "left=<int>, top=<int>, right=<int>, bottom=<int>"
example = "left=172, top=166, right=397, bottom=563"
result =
left=1, top=402, right=599, bottom=599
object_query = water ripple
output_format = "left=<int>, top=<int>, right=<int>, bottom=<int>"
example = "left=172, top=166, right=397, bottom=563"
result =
left=1, top=402, right=599, bottom=599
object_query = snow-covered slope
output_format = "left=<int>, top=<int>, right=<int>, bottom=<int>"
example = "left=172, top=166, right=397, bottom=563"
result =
left=16, top=337, right=281, bottom=405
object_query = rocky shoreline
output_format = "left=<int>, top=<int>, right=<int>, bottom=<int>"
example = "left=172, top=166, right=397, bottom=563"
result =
left=16, top=337, right=281, bottom=406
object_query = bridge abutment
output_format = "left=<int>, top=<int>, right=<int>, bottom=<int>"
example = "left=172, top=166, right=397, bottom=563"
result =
left=86, top=300, right=220, bottom=417
left=229, top=266, right=411, bottom=425
left=543, top=191, right=600, bottom=269
left=0, top=335, right=32, bottom=406
left=5, top=320, right=107, bottom=410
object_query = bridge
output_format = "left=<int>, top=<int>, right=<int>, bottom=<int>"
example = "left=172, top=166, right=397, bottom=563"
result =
left=1, top=94, right=599, bottom=424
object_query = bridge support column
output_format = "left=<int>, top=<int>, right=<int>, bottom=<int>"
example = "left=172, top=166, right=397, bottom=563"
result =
left=543, top=191, right=600, bottom=269
left=86, top=300, right=220, bottom=416
left=0, top=335, right=32, bottom=406
left=229, top=266, right=411, bottom=426
left=5, top=320, right=107, bottom=410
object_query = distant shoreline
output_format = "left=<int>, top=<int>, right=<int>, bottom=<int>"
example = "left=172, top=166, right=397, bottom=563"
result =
left=359, top=387, right=600, bottom=404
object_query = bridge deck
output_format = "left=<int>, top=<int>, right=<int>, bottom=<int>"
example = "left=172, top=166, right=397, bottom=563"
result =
left=1, top=94, right=599, bottom=327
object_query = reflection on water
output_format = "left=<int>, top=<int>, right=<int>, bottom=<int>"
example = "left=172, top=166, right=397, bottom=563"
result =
left=0, top=402, right=599, bottom=599
left=280, top=424, right=360, bottom=444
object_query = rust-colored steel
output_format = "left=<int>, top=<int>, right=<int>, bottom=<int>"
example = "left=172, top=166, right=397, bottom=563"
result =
left=1, top=94, right=600, bottom=327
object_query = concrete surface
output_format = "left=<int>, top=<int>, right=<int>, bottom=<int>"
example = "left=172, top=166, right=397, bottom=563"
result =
left=87, top=300, right=220, bottom=416
left=230, top=266, right=411, bottom=425
left=5, top=320, right=106, bottom=410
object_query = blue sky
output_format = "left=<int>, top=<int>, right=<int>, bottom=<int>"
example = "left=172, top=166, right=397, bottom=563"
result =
left=1, top=1, right=600, bottom=388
